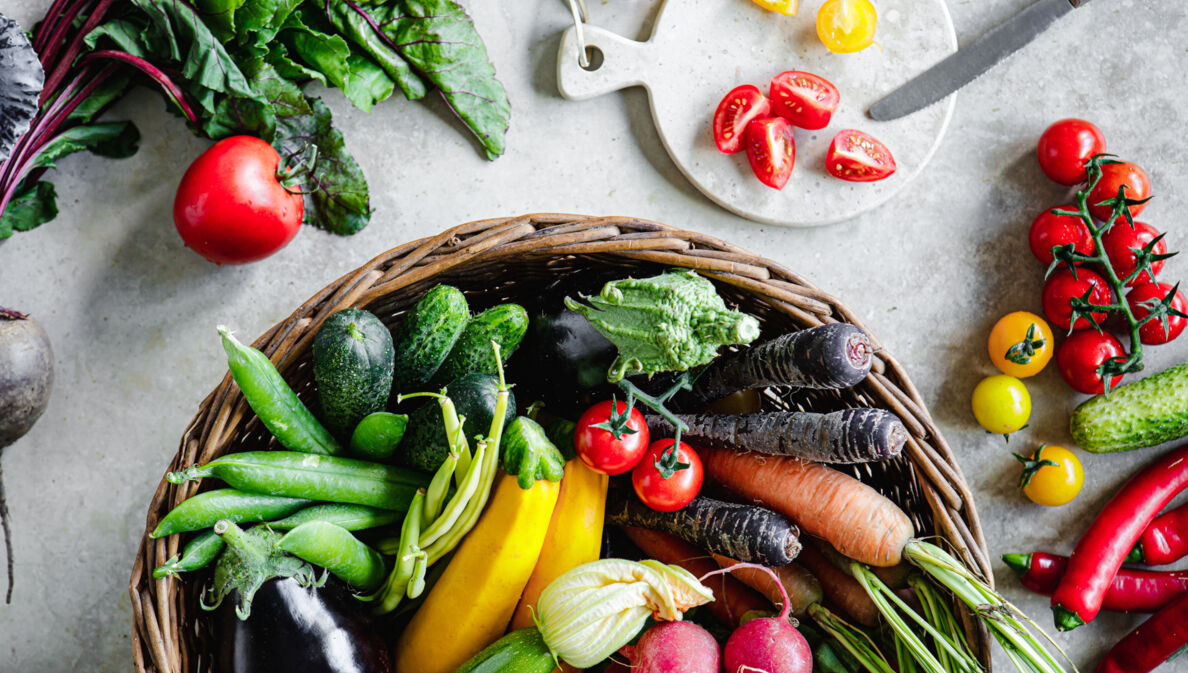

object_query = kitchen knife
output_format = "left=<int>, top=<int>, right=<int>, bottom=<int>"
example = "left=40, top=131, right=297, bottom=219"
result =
left=868, top=0, right=1089, bottom=121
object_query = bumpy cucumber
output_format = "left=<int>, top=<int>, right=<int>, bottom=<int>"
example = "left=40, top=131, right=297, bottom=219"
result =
left=391, top=285, right=469, bottom=392
left=452, top=628, right=556, bottom=673
left=1071, top=363, right=1188, bottom=452
left=313, top=308, right=395, bottom=436
left=400, top=373, right=516, bottom=472
left=430, top=303, right=528, bottom=386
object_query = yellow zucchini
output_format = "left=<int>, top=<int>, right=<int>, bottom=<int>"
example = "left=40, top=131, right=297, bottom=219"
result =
left=510, top=459, right=608, bottom=632
left=395, top=472, right=560, bottom=673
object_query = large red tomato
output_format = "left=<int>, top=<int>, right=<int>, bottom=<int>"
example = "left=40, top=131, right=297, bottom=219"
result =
left=173, top=136, right=304, bottom=265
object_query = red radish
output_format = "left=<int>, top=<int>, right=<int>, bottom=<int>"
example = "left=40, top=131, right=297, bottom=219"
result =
left=618, top=621, right=721, bottom=673
left=704, top=563, right=812, bottom=673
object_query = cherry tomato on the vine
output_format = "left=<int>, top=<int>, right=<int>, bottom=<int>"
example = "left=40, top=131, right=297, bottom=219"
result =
left=1088, top=161, right=1151, bottom=222
left=988, top=312, right=1054, bottom=378
left=1056, top=329, right=1125, bottom=394
left=1036, top=119, right=1106, bottom=186
left=1042, top=267, right=1113, bottom=333
left=575, top=400, right=650, bottom=475
left=1028, top=206, right=1095, bottom=266
left=1128, top=282, right=1188, bottom=345
left=971, top=375, right=1031, bottom=436
left=1102, top=219, right=1166, bottom=287
left=632, top=440, right=704, bottom=512
left=1015, top=445, right=1083, bottom=507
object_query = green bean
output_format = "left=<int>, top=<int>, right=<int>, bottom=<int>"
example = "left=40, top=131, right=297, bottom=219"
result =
left=376, top=537, right=400, bottom=555
left=418, top=439, right=487, bottom=548
left=407, top=552, right=427, bottom=599
left=423, top=452, right=457, bottom=527
left=349, top=412, right=408, bottom=461
left=268, top=503, right=401, bottom=531
left=151, top=489, right=311, bottom=538
left=375, top=489, right=425, bottom=614
left=398, top=391, right=471, bottom=486
left=219, top=326, right=341, bottom=456
left=167, top=451, right=428, bottom=510
left=152, top=530, right=225, bottom=579
left=278, top=521, right=386, bottom=591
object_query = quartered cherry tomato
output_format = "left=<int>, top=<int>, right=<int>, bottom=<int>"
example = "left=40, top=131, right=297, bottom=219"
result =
left=1015, top=445, right=1083, bottom=507
left=632, top=440, right=704, bottom=512
left=1042, top=267, right=1112, bottom=333
left=713, top=85, right=772, bottom=154
left=746, top=116, right=796, bottom=190
left=988, top=312, right=1054, bottom=378
left=575, top=400, right=650, bottom=475
left=826, top=129, right=896, bottom=182
left=752, top=0, right=799, bottom=15
left=816, top=0, right=877, bottom=53
left=1128, top=282, right=1187, bottom=345
left=971, top=375, right=1031, bottom=436
left=1102, top=219, right=1166, bottom=286
left=1036, top=119, right=1106, bottom=186
left=1056, top=329, right=1125, bottom=395
left=1028, top=206, right=1095, bottom=266
left=1088, top=161, right=1151, bottom=221
left=769, top=71, right=839, bottom=131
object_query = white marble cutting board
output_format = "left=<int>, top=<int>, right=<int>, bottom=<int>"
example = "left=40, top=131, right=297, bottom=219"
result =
left=557, top=0, right=958, bottom=227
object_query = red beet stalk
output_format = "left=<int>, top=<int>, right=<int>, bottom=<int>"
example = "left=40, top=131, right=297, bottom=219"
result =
left=1003, top=552, right=1188, bottom=613
left=1051, top=444, right=1188, bottom=631
left=1128, top=501, right=1188, bottom=566
left=1094, top=591, right=1188, bottom=673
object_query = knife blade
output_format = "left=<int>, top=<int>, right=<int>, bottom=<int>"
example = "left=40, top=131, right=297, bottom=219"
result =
left=869, top=0, right=1086, bottom=121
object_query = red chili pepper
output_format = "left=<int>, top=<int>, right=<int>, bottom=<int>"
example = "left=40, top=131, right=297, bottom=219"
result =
left=1003, top=552, right=1188, bottom=613
left=1051, top=444, right=1188, bottom=631
left=1094, top=590, right=1188, bottom=673
left=1129, top=501, right=1188, bottom=566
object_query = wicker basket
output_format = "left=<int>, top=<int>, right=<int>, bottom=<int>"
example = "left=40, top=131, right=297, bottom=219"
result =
left=129, top=214, right=992, bottom=673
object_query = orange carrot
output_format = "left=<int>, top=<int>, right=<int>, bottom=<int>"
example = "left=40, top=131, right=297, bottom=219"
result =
left=711, top=554, right=822, bottom=617
left=622, top=527, right=770, bottom=626
left=700, top=447, right=913, bottom=566
left=797, top=544, right=879, bottom=627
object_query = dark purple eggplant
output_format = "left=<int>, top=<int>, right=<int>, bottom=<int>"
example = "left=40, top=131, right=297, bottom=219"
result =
left=0, top=307, right=53, bottom=602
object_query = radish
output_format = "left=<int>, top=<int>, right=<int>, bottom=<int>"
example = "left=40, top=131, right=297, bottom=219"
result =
left=619, top=621, right=721, bottom=673
left=705, top=562, right=812, bottom=673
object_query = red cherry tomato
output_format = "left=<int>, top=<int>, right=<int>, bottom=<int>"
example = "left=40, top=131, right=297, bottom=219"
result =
left=1102, top=219, right=1166, bottom=286
left=825, top=129, right=896, bottom=182
left=1042, top=267, right=1113, bottom=333
left=173, top=136, right=304, bottom=265
left=575, top=400, right=650, bottom=475
left=1128, top=282, right=1187, bottom=345
left=1036, top=119, right=1106, bottom=186
left=769, top=71, right=840, bottom=131
left=713, top=85, right=772, bottom=154
left=631, top=440, right=704, bottom=512
left=1088, top=161, right=1151, bottom=221
left=745, top=116, right=796, bottom=190
left=1056, top=329, right=1125, bottom=394
left=1028, top=206, right=1095, bottom=266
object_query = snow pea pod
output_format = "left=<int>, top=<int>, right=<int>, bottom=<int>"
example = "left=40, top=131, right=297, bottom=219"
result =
left=167, top=451, right=428, bottom=510
left=219, top=327, right=341, bottom=456
left=151, top=488, right=311, bottom=538
left=152, top=530, right=226, bottom=579
left=268, top=503, right=401, bottom=531
left=278, top=521, right=386, bottom=592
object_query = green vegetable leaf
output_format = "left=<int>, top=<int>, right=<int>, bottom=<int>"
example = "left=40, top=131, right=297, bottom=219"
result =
left=324, top=1, right=429, bottom=101
left=67, top=72, right=134, bottom=124
left=0, top=181, right=58, bottom=240
left=279, top=11, right=395, bottom=112
left=31, top=122, right=141, bottom=170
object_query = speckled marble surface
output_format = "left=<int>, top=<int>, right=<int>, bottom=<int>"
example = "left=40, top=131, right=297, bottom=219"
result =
left=1, top=0, right=1186, bottom=671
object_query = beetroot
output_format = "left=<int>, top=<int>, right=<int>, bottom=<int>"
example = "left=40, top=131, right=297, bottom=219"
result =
left=619, top=621, right=721, bottom=673
left=708, top=563, right=812, bottom=673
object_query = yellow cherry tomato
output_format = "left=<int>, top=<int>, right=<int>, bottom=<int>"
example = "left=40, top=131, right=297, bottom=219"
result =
left=816, top=0, right=877, bottom=53
left=753, top=0, right=799, bottom=15
left=971, top=375, right=1031, bottom=435
left=1016, top=445, right=1083, bottom=507
left=988, top=311, right=1054, bottom=378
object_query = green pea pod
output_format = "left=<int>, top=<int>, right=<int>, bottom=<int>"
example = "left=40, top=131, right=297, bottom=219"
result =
left=349, top=412, right=408, bottom=461
left=167, top=451, right=429, bottom=510
left=278, top=521, right=386, bottom=591
left=153, top=530, right=226, bottom=579
left=151, top=489, right=311, bottom=538
left=219, top=327, right=341, bottom=456
left=501, top=417, right=566, bottom=490
left=268, top=503, right=401, bottom=531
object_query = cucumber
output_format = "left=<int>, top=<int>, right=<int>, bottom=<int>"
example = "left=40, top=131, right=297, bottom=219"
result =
left=453, top=628, right=555, bottom=673
left=349, top=411, right=408, bottom=461
left=400, top=373, right=516, bottom=472
left=1071, top=363, right=1188, bottom=452
left=392, top=285, right=469, bottom=392
left=313, top=309, right=395, bottom=437
left=430, top=303, right=529, bottom=386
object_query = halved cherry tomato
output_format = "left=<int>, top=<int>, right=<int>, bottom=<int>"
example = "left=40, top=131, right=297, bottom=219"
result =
left=826, top=129, right=896, bottom=182
left=816, top=0, right=877, bottom=53
left=575, top=400, right=650, bottom=475
left=1028, top=206, right=1095, bottom=266
left=988, top=312, right=1054, bottom=378
left=1056, top=329, right=1125, bottom=394
left=745, top=116, right=795, bottom=190
left=713, top=85, right=771, bottom=154
left=1102, top=219, right=1166, bottom=286
left=1128, top=282, right=1187, bottom=345
left=632, top=440, right=704, bottom=512
left=1036, top=119, right=1106, bottom=186
left=1016, top=445, right=1083, bottom=507
left=1088, top=161, right=1151, bottom=221
left=769, top=71, right=839, bottom=131
left=1042, top=267, right=1113, bottom=333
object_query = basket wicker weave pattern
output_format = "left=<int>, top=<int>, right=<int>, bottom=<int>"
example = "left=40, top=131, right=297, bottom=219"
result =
left=129, top=214, right=991, bottom=673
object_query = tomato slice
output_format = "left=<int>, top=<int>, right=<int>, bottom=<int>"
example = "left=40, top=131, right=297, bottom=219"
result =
left=769, top=71, right=840, bottom=130
left=713, top=85, right=771, bottom=154
left=826, top=129, right=896, bottom=182
left=745, top=116, right=795, bottom=190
